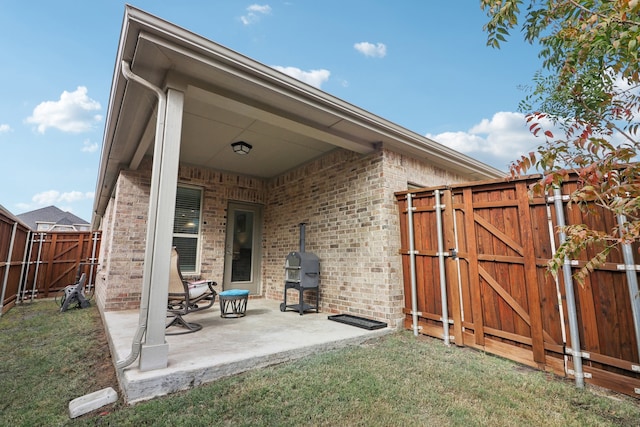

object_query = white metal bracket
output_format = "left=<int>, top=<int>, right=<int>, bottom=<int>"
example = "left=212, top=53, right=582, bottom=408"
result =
left=617, top=264, right=640, bottom=271
left=546, top=194, right=570, bottom=202
left=567, top=369, right=592, bottom=379
left=566, top=348, right=590, bottom=359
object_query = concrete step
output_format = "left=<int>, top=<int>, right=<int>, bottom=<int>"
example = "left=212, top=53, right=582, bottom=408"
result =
left=68, top=387, right=118, bottom=419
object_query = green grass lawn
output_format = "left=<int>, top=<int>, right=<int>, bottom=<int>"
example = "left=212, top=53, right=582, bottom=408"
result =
left=2, top=300, right=640, bottom=426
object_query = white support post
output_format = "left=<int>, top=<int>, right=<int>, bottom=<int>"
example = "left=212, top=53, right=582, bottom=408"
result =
left=139, top=87, right=184, bottom=371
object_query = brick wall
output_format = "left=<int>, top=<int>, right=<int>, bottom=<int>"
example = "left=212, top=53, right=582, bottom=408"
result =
left=263, top=147, right=467, bottom=327
left=96, top=147, right=469, bottom=327
left=95, top=161, right=151, bottom=311
left=96, top=157, right=267, bottom=311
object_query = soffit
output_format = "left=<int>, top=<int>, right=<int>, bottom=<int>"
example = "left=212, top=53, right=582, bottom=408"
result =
left=94, top=6, right=503, bottom=223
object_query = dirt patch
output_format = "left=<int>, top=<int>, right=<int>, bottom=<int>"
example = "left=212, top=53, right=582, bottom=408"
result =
left=77, top=310, right=121, bottom=418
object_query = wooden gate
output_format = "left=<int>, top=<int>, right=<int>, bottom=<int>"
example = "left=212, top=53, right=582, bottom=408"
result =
left=20, top=231, right=101, bottom=299
left=396, top=176, right=640, bottom=397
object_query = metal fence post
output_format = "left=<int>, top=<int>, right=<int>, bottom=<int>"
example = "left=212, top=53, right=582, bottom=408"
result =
left=552, top=187, right=584, bottom=388
left=616, top=210, right=640, bottom=361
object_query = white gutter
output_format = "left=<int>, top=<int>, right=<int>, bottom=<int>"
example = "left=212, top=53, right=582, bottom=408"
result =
left=116, top=60, right=167, bottom=369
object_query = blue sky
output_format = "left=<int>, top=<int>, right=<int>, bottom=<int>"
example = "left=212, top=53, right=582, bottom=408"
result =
left=0, top=1, right=544, bottom=222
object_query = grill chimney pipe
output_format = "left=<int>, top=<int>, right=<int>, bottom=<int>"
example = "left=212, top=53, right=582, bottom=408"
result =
left=299, top=223, right=306, bottom=253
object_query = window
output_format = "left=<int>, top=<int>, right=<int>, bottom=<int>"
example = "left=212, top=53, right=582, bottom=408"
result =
left=173, top=185, right=202, bottom=274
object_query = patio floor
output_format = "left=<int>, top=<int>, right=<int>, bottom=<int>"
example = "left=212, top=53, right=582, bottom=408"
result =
left=103, top=298, right=393, bottom=403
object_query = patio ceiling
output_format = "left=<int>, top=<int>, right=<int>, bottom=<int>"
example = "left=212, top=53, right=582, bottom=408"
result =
left=94, top=6, right=504, bottom=224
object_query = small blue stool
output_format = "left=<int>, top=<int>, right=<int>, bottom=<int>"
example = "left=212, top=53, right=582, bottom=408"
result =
left=219, top=289, right=249, bottom=318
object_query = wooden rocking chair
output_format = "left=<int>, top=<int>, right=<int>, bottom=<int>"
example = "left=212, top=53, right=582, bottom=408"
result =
left=166, top=247, right=217, bottom=335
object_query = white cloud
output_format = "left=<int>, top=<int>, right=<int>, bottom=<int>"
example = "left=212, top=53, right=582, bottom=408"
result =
left=31, top=190, right=94, bottom=206
left=354, top=42, right=387, bottom=58
left=241, top=4, right=272, bottom=25
left=0, top=124, right=11, bottom=133
left=26, top=86, right=102, bottom=134
left=426, top=111, right=549, bottom=171
left=81, top=139, right=99, bottom=153
left=272, top=66, right=330, bottom=89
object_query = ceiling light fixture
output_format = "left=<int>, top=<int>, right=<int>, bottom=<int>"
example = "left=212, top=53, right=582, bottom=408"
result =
left=231, top=141, right=252, bottom=155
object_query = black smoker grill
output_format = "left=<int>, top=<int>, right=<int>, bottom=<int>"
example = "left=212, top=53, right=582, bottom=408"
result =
left=280, top=223, right=320, bottom=315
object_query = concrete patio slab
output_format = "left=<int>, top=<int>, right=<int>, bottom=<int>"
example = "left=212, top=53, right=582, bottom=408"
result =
left=102, top=298, right=393, bottom=404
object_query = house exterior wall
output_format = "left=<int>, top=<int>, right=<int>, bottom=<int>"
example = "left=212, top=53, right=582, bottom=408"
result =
left=95, top=157, right=267, bottom=311
left=262, top=147, right=467, bottom=327
left=95, top=147, right=468, bottom=326
left=95, top=163, right=151, bottom=311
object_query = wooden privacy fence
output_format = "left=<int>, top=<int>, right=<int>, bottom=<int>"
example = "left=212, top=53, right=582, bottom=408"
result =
left=396, top=175, right=640, bottom=398
left=0, top=208, right=100, bottom=315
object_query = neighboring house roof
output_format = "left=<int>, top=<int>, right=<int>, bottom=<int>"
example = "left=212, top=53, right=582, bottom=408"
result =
left=94, top=6, right=505, bottom=224
left=16, top=206, right=89, bottom=231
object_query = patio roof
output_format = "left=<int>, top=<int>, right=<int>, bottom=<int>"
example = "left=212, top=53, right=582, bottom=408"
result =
left=93, top=5, right=503, bottom=225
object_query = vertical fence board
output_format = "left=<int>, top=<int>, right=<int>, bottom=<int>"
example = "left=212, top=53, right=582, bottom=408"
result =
left=516, top=181, right=546, bottom=364
left=463, top=187, right=485, bottom=346
left=443, top=189, right=463, bottom=345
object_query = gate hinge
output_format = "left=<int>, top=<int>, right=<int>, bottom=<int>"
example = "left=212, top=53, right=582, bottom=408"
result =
left=565, top=348, right=590, bottom=359
left=632, top=365, right=640, bottom=372
left=408, top=250, right=419, bottom=255
left=410, top=310, right=422, bottom=316
left=567, top=370, right=592, bottom=379
left=439, top=317, right=454, bottom=324
left=635, top=388, right=640, bottom=395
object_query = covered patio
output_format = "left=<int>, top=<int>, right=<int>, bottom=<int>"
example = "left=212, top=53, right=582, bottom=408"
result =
left=103, top=298, right=391, bottom=403
left=93, top=5, right=502, bottom=398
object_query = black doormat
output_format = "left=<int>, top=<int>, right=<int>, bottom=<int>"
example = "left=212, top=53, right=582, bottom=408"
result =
left=328, top=314, right=387, bottom=330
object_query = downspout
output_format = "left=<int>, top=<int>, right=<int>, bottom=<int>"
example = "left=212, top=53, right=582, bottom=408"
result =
left=616, top=209, right=640, bottom=361
left=116, top=60, right=167, bottom=369
left=553, top=187, right=584, bottom=388
left=435, top=189, right=450, bottom=345
left=406, top=193, right=420, bottom=336
left=0, top=222, right=18, bottom=317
